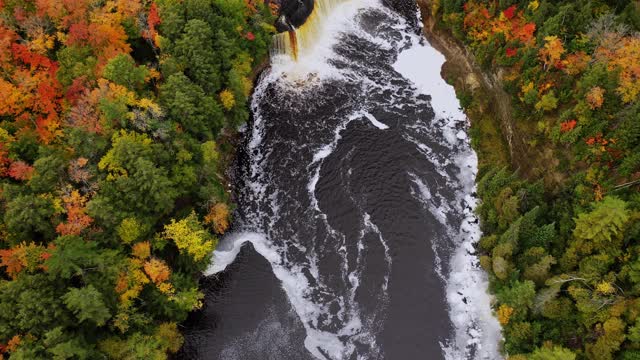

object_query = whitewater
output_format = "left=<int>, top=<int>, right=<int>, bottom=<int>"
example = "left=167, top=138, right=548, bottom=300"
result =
left=181, top=1, right=502, bottom=359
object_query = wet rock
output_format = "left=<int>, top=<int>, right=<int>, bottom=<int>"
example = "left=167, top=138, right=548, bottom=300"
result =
left=275, top=0, right=315, bottom=32
left=274, top=0, right=419, bottom=33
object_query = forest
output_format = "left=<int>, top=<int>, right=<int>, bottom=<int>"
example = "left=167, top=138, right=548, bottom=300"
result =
left=3, top=0, right=640, bottom=358
left=432, top=0, right=640, bottom=358
left=0, top=0, right=275, bottom=358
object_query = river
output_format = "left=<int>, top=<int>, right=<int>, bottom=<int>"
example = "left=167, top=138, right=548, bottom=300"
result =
left=178, top=1, right=501, bottom=359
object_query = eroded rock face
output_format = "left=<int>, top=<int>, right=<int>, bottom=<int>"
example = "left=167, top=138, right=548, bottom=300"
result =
left=275, top=0, right=315, bottom=32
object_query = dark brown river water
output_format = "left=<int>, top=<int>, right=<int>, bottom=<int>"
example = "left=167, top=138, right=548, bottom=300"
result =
left=178, top=1, right=501, bottom=359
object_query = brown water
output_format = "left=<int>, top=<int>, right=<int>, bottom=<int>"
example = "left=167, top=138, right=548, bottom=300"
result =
left=178, top=1, right=500, bottom=359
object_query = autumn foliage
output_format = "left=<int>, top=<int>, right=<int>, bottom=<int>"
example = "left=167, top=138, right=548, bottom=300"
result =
left=607, top=37, right=640, bottom=103
left=0, top=243, right=50, bottom=279
left=539, top=36, right=565, bottom=70
left=7, top=162, right=34, bottom=181
left=439, top=0, right=640, bottom=358
left=463, top=1, right=536, bottom=46
left=0, top=40, right=63, bottom=144
left=0, top=0, right=274, bottom=358
left=144, top=3, right=162, bottom=47
left=586, top=86, right=605, bottom=110
left=144, top=258, right=171, bottom=284
left=204, top=203, right=231, bottom=234
left=56, top=190, right=93, bottom=236
left=560, top=119, right=577, bottom=133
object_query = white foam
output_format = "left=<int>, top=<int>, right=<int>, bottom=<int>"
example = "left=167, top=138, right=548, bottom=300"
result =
left=307, top=108, right=389, bottom=211
left=308, top=114, right=356, bottom=211
left=443, top=191, right=502, bottom=359
left=393, top=19, right=503, bottom=360
left=363, top=213, right=392, bottom=291
left=410, top=173, right=453, bottom=226
left=205, top=232, right=278, bottom=275
left=393, top=37, right=465, bottom=123
left=268, top=0, right=379, bottom=83
left=206, top=231, right=361, bottom=359
left=209, top=0, right=502, bottom=358
left=362, top=111, right=389, bottom=130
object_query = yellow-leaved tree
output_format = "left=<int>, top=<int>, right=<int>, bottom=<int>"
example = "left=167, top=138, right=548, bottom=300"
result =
left=117, top=217, right=144, bottom=243
left=497, top=304, right=514, bottom=325
left=163, top=211, right=216, bottom=263
left=219, top=89, right=236, bottom=110
left=608, top=37, right=640, bottom=103
left=539, top=36, right=565, bottom=70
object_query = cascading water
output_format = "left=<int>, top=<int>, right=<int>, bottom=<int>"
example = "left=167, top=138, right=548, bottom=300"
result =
left=180, top=1, right=502, bottom=359
left=272, top=0, right=348, bottom=60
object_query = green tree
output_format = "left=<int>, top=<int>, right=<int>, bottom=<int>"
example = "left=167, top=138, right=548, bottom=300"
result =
left=99, top=323, right=183, bottom=359
left=523, top=254, right=556, bottom=285
left=159, top=73, right=224, bottom=137
left=498, top=280, right=537, bottom=315
left=28, top=154, right=66, bottom=193
left=89, top=130, right=178, bottom=225
left=572, top=197, right=630, bottom=256
left=585, top=317, right=626, bottom=360
left=0, top=274, right=69, bottom=339
left=173, top=19, right=222, bottom=93
left=529, top=345, right=576, bottom=360
left=103, top=54, right=149, bottom=92
left=535, top=91, right=559, bottom=112
left=43, top=328, right=95, bottom=360
left=56, top=46, right=98, bottom=86
left=46, top=236, right=102, bottom=279
left=4, top=194, right=56, bottom=244
left=63, top=285, right=111, bottom=326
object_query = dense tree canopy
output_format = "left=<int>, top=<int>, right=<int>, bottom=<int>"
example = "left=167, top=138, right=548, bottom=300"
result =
left=0, top=0, right=275, bottom=358
left=435, top=0, right=640, bottom=358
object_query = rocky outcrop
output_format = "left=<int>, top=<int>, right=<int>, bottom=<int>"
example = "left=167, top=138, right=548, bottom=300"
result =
left=274, top=0, right=420, bottom=33
left=275, top=0, right=315, bottom=32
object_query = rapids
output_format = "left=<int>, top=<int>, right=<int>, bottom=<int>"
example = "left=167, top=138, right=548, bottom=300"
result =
left=179, top=1, right=502, bottom=359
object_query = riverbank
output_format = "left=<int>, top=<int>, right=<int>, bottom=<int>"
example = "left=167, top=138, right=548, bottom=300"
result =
left=416, top=1, right=640, bottom=359
left=179, top=0, right=508, bottom=357
left=217, top=57, right=272, bottom=205
left=415, top=0, right=567, bottom=185
left=415, top=0, right=513, bottom=173
left=0, top=1, right=278, bottom=358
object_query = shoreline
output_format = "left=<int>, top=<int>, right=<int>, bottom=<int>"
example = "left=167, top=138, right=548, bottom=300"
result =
left=218, top=57, right=272, bottom=206
left=415, top=0, right=531, bottom=176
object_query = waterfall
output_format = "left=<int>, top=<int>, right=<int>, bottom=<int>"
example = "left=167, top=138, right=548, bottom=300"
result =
left=186, top=1, right=503, bottom=358
left=272, top=0, right=348, bottom=60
